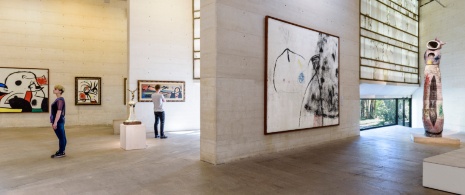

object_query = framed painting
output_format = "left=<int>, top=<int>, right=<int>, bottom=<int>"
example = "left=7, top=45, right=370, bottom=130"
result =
left=138, top=80, right=185, bottom=102
left=123, top=78, right=127, bottom=105
left=75, top=77, right=102, bottom=105
left=265, top=16, right=340, bottom=134
left=0, top=67, right=49, bottom=113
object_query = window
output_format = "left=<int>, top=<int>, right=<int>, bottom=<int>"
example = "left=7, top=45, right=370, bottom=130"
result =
left=360, top=98, right=411, bottom=130
left=397, top=98, right=410, bottom=127
left=193, top=0, right=200, bottom=79
left=360, top=0, right=419, bottom=84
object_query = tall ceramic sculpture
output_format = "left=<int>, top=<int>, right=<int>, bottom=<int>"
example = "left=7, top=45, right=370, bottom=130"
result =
left=124, top=89, right=141, bottom=125
left=423, top=38, right=445, bottom=137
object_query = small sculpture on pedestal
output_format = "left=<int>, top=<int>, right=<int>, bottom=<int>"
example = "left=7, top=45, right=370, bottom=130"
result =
left=124, top=89, right=141, bottom=125
left=423, top=38, right=445, bottom=137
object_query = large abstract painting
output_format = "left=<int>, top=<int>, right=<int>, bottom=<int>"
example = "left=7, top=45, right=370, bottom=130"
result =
left=0, top=67, right=49, bottom=113
left=75, top=77, right=101, bottom=105
left=138, top=80, right=185, bottom=102
left=265, top=16, right=340, bottom=134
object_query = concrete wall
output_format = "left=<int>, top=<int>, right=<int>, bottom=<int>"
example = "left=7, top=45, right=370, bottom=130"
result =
left=201, top=0, right=360, bottom=164
left=412, top=0, right=465, bottom=132
left=0, top=0, right=127, bottom=127
left=128, top=0, right=200, bottom=132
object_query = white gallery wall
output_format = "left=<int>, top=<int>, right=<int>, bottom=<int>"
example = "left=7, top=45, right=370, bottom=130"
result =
left=201, top=0, right=360, bottom=164
left=412, top=0, right=465, bottom=132
left=0, top=0, right=127, bottom=127
left=128, top=0, right=200, bottom=132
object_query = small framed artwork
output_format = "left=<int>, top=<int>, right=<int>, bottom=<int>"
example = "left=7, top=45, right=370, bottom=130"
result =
left=138, top=80, right=185, bottom=102
left=75, top=77, right=102, bottom=105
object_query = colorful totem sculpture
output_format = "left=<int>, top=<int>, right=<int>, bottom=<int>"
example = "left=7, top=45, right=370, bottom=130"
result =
left=423, top=38, right=445, bottom=137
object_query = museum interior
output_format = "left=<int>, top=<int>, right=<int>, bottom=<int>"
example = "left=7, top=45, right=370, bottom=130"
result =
left=1, top=0, right=465, bottom=194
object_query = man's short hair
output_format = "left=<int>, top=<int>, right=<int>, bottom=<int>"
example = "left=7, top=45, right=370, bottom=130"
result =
left=155, top=84, right=161, bottom=90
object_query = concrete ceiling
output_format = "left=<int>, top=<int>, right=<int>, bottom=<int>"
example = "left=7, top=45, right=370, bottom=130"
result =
left=360, top=80, right=420, bottom=98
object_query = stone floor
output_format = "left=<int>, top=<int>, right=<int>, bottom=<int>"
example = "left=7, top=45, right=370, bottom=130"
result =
left=0, top=125, right=462, bottom=194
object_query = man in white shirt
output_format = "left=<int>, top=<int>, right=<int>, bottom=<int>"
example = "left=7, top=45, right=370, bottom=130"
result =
left=151, top=84, right=167, bottom=139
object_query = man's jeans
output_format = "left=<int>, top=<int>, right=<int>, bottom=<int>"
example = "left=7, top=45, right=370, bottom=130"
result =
left=154, top=112, right=165, bottom=137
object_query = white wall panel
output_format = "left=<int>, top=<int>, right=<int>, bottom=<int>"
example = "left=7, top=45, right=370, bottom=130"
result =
left=201, top=0, right=360, bottom=164
left=128, top=0, right=200, bottom=132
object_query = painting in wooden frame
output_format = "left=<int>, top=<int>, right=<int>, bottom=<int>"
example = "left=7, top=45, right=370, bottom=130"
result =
left=75, top=77, right=102, bottom=105
left=123, top=78, right=127, bottom=105
left=138, top=80, right=185, bottom=102
left=0, top=67, right=49, bottom=113
left=265, top=16, right=340, bottom=134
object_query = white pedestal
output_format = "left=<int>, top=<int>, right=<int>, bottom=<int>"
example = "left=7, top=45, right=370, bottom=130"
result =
left=411, top=133, right=460, bottom=146
left=423, top=147, right=465, bottom=194
left=120, top=124, right=147, bottom=150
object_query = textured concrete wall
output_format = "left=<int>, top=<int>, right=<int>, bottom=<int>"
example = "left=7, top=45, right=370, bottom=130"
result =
left=201, top=0, right=360, bottom=164
left=412, top=0, right=465, bottom=132
left=0, top=0, right=127, bottom=127
left=128, top=0, right=201, bottom=131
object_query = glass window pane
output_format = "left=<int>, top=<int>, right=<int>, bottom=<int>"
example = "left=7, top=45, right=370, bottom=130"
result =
left=360, top=98, right=411, bottom=130
left=360, top=99, right=396, bottom=130
left=193, top=0, right=201, bottom=79
left=377, top=99, right=396, bottom=126
left=405, top=99, right=410, bottom=127
left=398, top=100, right=403, bottom=125
left=193, top=0, right=200, bottom=11
left=194, top=19, right=200, bottom=38
left=360, top=99, right=377, bottom=130
left=194, top=52, right=200, bottom=59
left=194, top=39, right=200, bottom=51
left=194, top=59, right=200, bottom=79
left=194, top=11, right=200, bottom=18
left=360, top=0, right=419, bottom=83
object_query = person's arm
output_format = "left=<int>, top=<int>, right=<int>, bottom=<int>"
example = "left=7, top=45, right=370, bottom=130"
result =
left=53, top=110, right=62, bottom=130
left=162, top=93, right=166, bottom=102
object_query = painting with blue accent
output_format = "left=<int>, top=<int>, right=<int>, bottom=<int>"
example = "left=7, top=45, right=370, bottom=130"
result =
left=266, top=16, right=339, bottom=134
left=138, top=80, right=185, bottom=102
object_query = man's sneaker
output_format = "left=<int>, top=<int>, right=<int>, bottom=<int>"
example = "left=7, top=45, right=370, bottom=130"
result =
left=160, top=135, right=168, bottom=139
left=51, top=152, right=66, bottom=158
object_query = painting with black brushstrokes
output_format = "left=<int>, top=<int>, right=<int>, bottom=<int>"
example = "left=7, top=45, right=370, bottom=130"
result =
left=75, top=77, right=102, bottom=105
left=265, top=16, right=339, bottom=134
left=0, top=67, right=49, bottom=113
